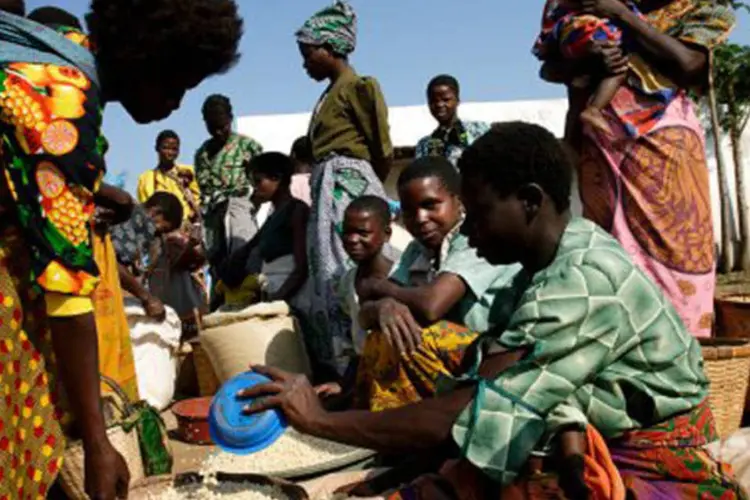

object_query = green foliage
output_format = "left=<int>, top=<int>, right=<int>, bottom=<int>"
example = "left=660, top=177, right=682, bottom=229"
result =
left=728, top=1, right=750, bottom=13
left=713, top=43, right=750, bottom=136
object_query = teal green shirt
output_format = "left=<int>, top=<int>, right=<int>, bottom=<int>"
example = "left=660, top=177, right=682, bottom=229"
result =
left=448, top=218, right=708, bottom=485
left=390, top=228, right=522, bottom=332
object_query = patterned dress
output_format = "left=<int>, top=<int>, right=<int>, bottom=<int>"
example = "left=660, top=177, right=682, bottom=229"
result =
left=533, top=1, right=678, bottom=137
left=574, top=1, right=735, bottom=337
left=0, top=28, right=103, bottom=499
left=306, top=69, right=393, bottom=376
left=194, top=133, right=263, bottom=268
left=415, top=120, right=491, bottom=167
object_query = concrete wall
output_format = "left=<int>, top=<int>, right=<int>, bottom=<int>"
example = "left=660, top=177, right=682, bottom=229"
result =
left=238, top=99, right=750, bottom=244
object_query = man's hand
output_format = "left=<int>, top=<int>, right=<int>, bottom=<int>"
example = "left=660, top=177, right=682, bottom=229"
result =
left=238, top=366, right=327, bottom=434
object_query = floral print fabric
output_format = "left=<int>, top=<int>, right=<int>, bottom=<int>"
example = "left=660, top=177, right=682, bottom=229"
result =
left=415, top=120, right=490, bottom=167
left=194, top=133, right=262, bottom=210
left=0, top=27, right=104, bottom=299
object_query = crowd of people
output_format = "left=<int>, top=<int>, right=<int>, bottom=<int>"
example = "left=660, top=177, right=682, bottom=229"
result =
left=0, top=0, right=747, bottom=499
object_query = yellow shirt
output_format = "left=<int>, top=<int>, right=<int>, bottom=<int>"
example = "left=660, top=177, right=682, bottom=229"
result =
left=136, top=165, right=201, bottom=221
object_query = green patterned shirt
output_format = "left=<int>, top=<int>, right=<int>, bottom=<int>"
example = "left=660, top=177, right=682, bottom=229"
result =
left=194, top=133, right=263, bottom=209
left=448, top=217, right=708, bottom=485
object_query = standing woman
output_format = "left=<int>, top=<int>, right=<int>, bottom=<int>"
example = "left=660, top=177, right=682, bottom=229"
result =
left=415, top=75, right=490, bottom=167
left=195, top=94, right=263, bottom=283
left=0, top=1, right=242, bottom=498
left=538, top=0, right=735, bottom=337
left=296, top=0, right=394, bottom=376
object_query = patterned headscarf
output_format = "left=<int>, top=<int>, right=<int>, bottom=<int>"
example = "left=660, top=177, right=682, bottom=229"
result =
left=296, top=1, right=357, bottom=56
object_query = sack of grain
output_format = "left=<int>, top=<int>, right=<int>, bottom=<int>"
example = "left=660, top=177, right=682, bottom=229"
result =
left=125, top=297, right=182, bottom=410
left=200, top=301, right=312, bottom=383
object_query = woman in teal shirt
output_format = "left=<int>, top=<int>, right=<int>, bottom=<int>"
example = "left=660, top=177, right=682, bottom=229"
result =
left=353, top=157, right=521, bottom=411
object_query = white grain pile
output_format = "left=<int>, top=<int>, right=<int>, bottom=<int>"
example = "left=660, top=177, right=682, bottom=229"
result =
left=147, top=476, right=288, bottom=499
left=202, top=429, right=364, bottom=476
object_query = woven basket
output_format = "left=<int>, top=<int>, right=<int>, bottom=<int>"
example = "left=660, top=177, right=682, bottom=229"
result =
left=59, top=376, right=147, bottom=500
left=701, top=338, right=750, bottom=439
left=193, top=341, right=220, bottom=397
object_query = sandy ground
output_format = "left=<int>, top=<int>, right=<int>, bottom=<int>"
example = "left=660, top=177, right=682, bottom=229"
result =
left=162, top=410, right=215, bottom=475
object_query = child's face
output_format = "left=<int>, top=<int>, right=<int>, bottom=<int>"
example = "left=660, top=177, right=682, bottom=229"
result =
left=250, top=172, right=280, bottom=204
left=146, top=206, right=177, bottom=235
left=400, top=176, right=462, bottom=251
left=178, top=171, right=193, bottom=186
left=428, top=85, right=459, bottom=126
left=341, top=209, right=390, bottom=263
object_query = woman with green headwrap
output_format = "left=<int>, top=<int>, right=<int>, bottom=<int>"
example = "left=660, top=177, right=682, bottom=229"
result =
left=296, top=1, right=394, bottom=379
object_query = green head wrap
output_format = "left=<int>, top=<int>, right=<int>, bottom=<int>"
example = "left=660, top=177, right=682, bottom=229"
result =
left=296, top=1, right=357, bottom=56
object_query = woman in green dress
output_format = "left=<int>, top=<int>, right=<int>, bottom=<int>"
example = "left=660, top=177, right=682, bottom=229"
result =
left=296, top=1, right=395, bottom=377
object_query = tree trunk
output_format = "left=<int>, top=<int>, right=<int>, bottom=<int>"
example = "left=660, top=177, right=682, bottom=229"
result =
left=708, top=64, right=735, bottom=273
left=730, top=111, right=750, bottom=270
left=726, top=83, right=750, bottom=271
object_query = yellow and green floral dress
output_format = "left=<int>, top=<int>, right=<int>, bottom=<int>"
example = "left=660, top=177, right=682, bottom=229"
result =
left=0, top=27, right=106, bottom=499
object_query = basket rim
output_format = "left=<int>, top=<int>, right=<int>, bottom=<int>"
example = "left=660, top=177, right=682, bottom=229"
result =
left=715, top=293, right=750, bottom=303
left=700, top=337, right=750, bottom=359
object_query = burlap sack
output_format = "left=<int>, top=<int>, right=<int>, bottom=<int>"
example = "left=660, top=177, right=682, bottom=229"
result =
left=200, top=301, right=312, bottom=382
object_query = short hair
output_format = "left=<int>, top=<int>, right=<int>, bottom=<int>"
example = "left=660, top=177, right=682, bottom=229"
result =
left=28, top=6, right=82, bottom=29
left=86, top=0, right=242, bottom=81
left=398, top=156, right=461, bottom=196
left=427, top=74, right=460, bottom=98
left=144, top=191, right=184, bottom=229
left=345, top=195, right=391, bottom=229
left=458, top=121, right=572, bottom=212
left=156, top=129, right=179, bottom=148
left=202, top=94, right=232, bottom=117
left=290, top=136, right=313, bottom=163
left=249, top=152, right=294, bottom=186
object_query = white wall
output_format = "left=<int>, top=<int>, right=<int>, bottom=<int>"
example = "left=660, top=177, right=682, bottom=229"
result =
left=238, top=99, right=750, bottom=244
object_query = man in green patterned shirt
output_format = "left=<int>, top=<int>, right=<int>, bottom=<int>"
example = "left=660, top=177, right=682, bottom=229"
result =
left=239, top=122, right=745, bottom=499
left=195, top=94, right=263, bottom=277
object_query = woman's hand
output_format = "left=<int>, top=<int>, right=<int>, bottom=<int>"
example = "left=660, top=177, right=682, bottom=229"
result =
left=373, top=298, right=423, bottom=354
left=577, top=0, right=629, bottom=19
left=238, top=365, right=327, bottom=434
left=84, top=441, right=130, bottom=500
left=591, top=39, right=629, bottom=75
